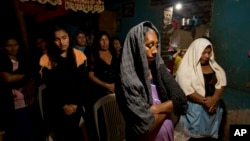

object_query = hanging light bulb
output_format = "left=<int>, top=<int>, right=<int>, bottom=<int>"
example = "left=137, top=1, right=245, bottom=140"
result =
left=175, top=3, right=182, bottom=10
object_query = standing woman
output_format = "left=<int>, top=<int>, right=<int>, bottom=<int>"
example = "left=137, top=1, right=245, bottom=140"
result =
left=175, top=38, right=227, bottom=141
left=115, top=21, right=187, bottom=141
left=39, top=24, right=88, bottom=141
left=0, top=35, right=36, bottom=141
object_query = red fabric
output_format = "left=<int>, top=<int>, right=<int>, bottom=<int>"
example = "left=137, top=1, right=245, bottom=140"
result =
left=19, top=1, right=69, bottom=22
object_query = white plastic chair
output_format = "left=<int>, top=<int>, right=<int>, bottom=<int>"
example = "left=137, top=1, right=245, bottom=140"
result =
left=38, top=84, right=46, bottom=119
left=93, top=94, right=125, bottom=141
left=38, top=84, right=54, bottom=141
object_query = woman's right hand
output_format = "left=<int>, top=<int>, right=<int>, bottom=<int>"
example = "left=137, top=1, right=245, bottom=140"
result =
left=63, top=104, right=77, bottom=115
left=105, top=83, right=115, bottom=93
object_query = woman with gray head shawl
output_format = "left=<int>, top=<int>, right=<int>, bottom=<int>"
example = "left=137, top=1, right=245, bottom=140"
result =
left=175, top=38, right=226, bottom=141
left=115, top=21, right=187, bottom=141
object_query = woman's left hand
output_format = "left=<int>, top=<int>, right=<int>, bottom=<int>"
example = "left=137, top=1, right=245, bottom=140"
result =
left=208, top=105, right=217, bottom=113
left=203, top=96, right=218, bottom=113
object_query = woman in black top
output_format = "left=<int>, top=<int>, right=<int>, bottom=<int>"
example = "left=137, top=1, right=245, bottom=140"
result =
left=0, top=35, right=36, bottom=141
left=87, top=31, right=118, bottom=141
left=87, top=31, right=118, bottom=104
left=39, top=24, right=88, bottom=141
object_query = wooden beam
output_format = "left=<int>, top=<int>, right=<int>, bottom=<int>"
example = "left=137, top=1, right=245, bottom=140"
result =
left=12, top=0, right=29, bottom=53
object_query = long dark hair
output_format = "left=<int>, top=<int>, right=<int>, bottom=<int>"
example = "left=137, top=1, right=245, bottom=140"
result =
left=46, top=24, right=76, bottom=68
left=91, top=31, right=116, bottom=57
left=0, top=34, right=31, bottom=74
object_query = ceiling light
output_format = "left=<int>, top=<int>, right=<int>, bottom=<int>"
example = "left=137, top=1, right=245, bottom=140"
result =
left=175, top=3, right=182, bottom=10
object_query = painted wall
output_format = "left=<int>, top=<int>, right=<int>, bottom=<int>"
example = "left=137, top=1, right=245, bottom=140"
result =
left=211, top=0, right=250, bottom=140
left=112, top=0, right=165, bottom=41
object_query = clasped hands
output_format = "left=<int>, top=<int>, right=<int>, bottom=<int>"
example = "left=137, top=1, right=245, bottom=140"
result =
left=202, top=96, right=219, bottom=114
left=63, top=104, right=78, bottom=115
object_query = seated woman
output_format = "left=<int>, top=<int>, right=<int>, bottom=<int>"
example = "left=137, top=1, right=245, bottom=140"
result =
left=115, top=21, right=187, bottom=141
left=87, top=31, right=119, bottom=140
left=87, top=31, right=118, bottom=104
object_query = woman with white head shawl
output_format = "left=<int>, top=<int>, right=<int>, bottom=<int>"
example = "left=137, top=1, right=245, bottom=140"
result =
left=175, top=38, right=227, bottom=141
left=115, top=21, right=187, bottom=141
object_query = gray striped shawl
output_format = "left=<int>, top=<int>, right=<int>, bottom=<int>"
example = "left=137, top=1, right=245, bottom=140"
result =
left=115, top=21, right=187, bottom=137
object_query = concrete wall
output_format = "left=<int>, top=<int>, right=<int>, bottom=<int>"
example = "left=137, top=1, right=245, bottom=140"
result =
left=114, top=0, right=164, bottom=41
left=211, top=0, right=250, bottom=140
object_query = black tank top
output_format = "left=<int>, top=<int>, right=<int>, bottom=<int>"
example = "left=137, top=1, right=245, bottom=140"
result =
left=203, top=72, right=217, bottom=97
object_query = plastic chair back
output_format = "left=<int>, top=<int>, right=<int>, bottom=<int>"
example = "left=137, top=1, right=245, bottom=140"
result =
left=93, top=94, right=125, bottom=141
left=38, top=84, right=46, bottom=119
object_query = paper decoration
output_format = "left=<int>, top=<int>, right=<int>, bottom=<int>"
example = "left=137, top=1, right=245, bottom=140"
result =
left=65, top=0, right=104, bottom=13
left=20, top=0, right=104, bottom=13
left=20, top=0, right=62, bottom=5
